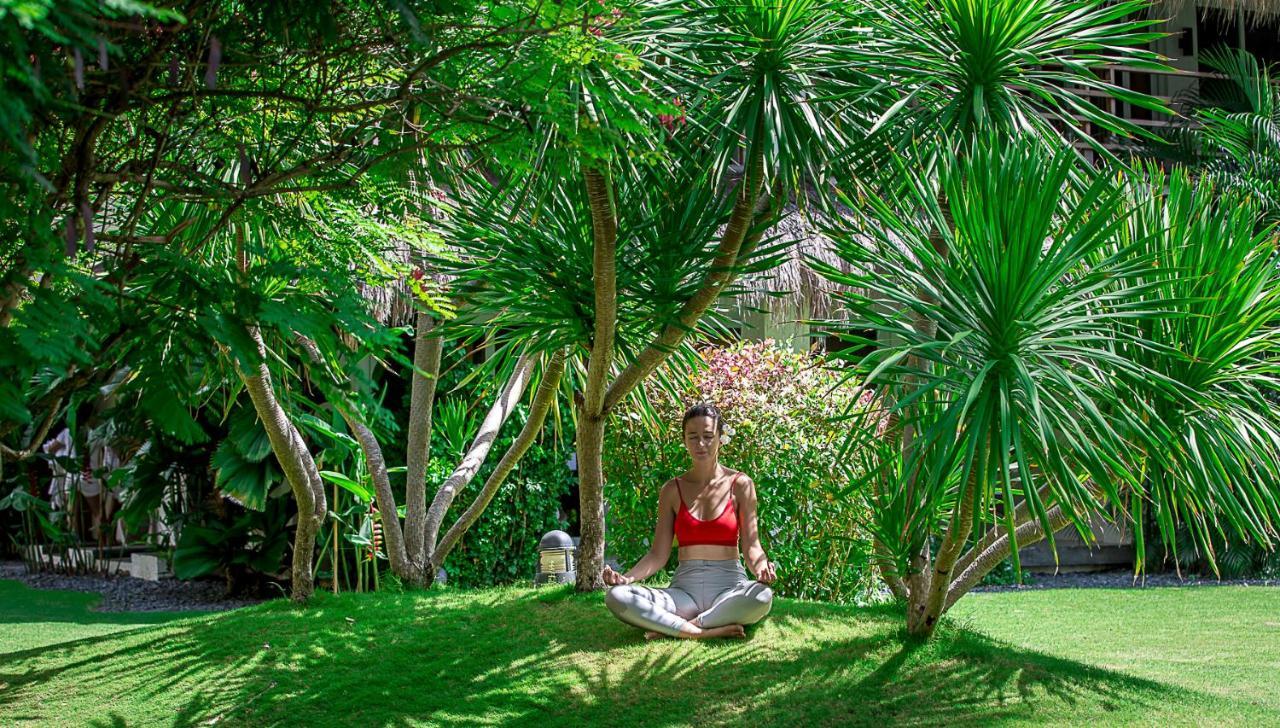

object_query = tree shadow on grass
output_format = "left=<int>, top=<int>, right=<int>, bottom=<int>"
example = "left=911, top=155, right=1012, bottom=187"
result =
left=0, top=587, right=1247, bottom=727
left=552, top=608, right=1193, bottom=728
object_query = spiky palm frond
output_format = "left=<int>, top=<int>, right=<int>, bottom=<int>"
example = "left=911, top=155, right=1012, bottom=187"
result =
left=1113, top=166, right=1280, bottom=572
left=856, top=0, right=1168, bottom=167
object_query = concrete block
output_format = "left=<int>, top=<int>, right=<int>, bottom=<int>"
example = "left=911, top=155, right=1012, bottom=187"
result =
left=69, top=547, right=98, bottom=569
left=130, top=552, right=171, bottom=581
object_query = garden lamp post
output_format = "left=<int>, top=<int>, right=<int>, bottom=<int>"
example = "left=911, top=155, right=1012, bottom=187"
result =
left=535, top=530, right=576, bottom=586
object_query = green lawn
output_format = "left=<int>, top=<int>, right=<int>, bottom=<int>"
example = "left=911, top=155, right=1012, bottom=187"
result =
left=0, top=579, right=1275, bottom=727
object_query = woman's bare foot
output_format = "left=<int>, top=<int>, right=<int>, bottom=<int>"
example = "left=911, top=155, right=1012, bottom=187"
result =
left=693, top=624, right=745, bottom=639
left=644, top=630, right=666, bottom=640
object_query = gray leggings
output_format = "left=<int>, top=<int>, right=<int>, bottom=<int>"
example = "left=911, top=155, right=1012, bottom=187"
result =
left=604, top=559, right=773, bottom=637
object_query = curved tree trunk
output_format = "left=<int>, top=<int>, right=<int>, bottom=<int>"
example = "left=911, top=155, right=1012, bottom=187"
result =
left=344, top=412, right=425, bottom=584
left=945, top=504, right=1071, bottom=611
left=432, top=349, right=566, bottom=572
left=298, top=330, right=537, bottom=589
left=422, top=353, right=535, bottom=554
left=237, top=326, right=327, bottom=603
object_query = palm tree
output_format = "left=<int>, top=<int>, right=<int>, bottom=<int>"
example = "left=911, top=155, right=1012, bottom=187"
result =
left=442, top=0, right=877, bottom=590
left=811, top=0, right=1172, bottom=635
left=822, top=140, right=1280, bottom=639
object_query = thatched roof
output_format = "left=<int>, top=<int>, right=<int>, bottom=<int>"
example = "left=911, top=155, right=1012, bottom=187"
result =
left=1156, top=0, right=1280, bottom=23
left=355, top=237, right=418, bottom=327
left=354, top=237, right=455, bottom=328
left=735, top=206, right=859, bottom=320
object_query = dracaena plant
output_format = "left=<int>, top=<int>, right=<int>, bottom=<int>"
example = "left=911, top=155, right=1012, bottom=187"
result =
left=1108, top=165, right=1280, bottom=574
left=855, top=0, right=1168, bottom=165
left=819, top=139, right=1280, bottom=638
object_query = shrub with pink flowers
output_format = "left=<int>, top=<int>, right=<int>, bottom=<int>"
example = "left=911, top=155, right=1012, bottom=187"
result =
left=604, top=340, right=881, bottom=603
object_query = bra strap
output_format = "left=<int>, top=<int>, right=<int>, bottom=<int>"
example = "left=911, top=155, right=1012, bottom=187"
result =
left=675, top=476, right=686, bottom=507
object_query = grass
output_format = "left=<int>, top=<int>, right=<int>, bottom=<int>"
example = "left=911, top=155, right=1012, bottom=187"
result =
left=949, top=587, right=1280, bottom=718
left=0, top=581, right=188, bottom=654
left=0, top=578, right=1276, bottom=727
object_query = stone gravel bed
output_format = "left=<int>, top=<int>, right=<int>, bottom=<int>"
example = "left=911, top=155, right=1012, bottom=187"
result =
left=1, top=560, right=266, bottom=613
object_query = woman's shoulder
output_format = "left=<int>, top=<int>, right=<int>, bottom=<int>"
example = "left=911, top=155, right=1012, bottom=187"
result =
left=726, top=469, right=755, bottom=493
left=658, top=478, right=681, bottom=499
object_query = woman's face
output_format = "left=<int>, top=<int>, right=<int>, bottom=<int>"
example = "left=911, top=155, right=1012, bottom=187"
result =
left=683, top=415, right=720, bottom=463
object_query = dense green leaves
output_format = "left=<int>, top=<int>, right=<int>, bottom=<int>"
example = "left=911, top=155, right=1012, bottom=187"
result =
left=822, top=138, right=1280, bottom=583
left=1113, top=167, right=1280, bottom=569
left=638, top=0, right=876, bottom=188
left=1169, top=48, right=1280, bottom=223
left=851, top=0, right=1167, bottom=174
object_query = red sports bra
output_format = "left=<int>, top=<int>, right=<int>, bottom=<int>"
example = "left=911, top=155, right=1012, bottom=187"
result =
left=673, top=475, right=740, bottom=548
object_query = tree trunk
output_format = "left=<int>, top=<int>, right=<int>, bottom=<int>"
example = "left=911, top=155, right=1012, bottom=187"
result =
left=237, top=326, right=327, bottom=603
left=404, top=311, right=443, bottom=567
left=945, top=504, right=1071, bottom=612
left=574, top=411, right=608, bottom=590
left=432, top=350, right=566, bottom=571
left=951, top=477, right=1049, bottom=579
left=908, top=469, right=978, bottom=637
left=904, top=540, right=931, bottom=634
left=874, top=537, right=909, bottom=600
left=573, top=162, right=620, bottom=592
left=422, top=354, right=535, bottom=554
left=344, top=412, right=425, bottom=585
left=898, top=192, right=956, bottom=636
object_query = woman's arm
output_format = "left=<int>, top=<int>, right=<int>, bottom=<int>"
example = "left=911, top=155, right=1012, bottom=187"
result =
left=735, top=474, right=775, bottom=583
left=608, top=481, right=677, bottom=583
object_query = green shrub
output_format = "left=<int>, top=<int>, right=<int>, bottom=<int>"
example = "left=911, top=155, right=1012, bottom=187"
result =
left=434, top=437, right=575, bottom=588
left=1165, top=524, right=1280, bottom=580
left=604, top=341, right=880, bottom=603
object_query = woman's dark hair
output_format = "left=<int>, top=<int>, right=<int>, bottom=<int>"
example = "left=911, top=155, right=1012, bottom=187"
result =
left=681, top=403, right=723, bottom=434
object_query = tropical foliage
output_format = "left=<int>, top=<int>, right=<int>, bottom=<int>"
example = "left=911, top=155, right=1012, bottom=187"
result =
left=820, top=140, right=1280, bottom=636
left=2, top=0, right=1279, bottom=650
left=1152, top=47, right=1280, bottom=223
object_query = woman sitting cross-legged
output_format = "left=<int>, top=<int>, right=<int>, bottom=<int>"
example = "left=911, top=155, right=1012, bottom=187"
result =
left=603, top=403, right=775, bottom=640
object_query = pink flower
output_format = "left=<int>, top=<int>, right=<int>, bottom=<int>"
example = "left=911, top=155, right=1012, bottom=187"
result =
left=658, top=96, right=687, bottom=132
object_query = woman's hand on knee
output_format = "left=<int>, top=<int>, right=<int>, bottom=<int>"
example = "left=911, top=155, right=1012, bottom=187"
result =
left=602, top=565, right=634, bottom=586
left=755, top=560, right=777, bottom=585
